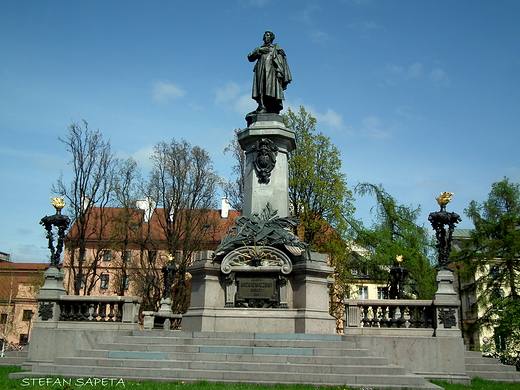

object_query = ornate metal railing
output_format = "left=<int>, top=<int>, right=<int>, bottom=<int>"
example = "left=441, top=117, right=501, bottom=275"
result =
left=345, top=299, right=441, bottom=329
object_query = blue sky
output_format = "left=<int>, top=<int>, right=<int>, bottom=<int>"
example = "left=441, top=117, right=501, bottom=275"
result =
left=1, top=0, right=519, bottom=263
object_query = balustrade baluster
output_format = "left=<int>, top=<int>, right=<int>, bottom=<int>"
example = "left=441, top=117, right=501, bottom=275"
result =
left=99, top=302, right=107, bottom=321
left=370, top=305, right=380, bottom=327
left=116, top=303, right=123, bottom=322
left=379, top=305, right=389, bottom=327
left=388, top=306, right=396, bottom=328
left=397, top=306, right=406, bottom=328
left=361, top=306, right=370, bottom=327
left=108, top=303, right=115, bottom=321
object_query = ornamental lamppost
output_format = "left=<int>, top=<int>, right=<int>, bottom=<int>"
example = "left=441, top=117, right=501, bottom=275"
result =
left=428, top=192, right=461, bottom=271
left=40, top=197, right=70, bottom=268
left=428, top=192, right=462, bottom=332
left=37, top=197, right=70, bottom=321
left=389, top=255, right=409, bottom=299
left=158, top=255, right=178, bottom=315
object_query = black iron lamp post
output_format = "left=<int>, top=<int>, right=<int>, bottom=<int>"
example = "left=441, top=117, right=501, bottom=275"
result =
left=428, top=192, right=461, bottom=270
left=389, top=255, right=408, bottom=299
left=40, top=197, right=70, bottom=268
left=161, top=260, right=178, bottom=299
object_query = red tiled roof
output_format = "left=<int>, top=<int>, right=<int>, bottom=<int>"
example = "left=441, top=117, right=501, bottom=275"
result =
left=65, top=207, right=241, bottom=247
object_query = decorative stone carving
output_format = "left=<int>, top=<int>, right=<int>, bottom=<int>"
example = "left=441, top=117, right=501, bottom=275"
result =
left=221, top=245, right=292, bottom=275
left=252, top=138, right=278, bottom=184
left=438, top=307, right=457, bottom=328
left=38, top=302, right=54, bottom=321
left=214, top=202, right=311, bottom=258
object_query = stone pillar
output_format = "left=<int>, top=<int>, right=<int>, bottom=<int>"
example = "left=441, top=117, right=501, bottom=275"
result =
left=434, top=269, right=462, bottom=337
left=36, top=265, right=67, bottom=322
left=238, top=114, right=296, bottom=218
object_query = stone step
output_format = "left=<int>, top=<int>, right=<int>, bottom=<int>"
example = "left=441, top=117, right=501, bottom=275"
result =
left=0, top=350, right=29, bottom=366
left=74, top=348, right=388, bottom=365
left=466, top=370, right=520, bottom=382
left=466, top=362, right=517, bottom=372
left=52, top=356, right=408, bottom=376
left=133, top=331, right=344, bottom=341
left=21, top=363, right=430, bottom=388
left=116, top=335, right=356, bottom=349
left=465, top=351, right=520, bottom=382
left=96, top=342, right=373, bottom=357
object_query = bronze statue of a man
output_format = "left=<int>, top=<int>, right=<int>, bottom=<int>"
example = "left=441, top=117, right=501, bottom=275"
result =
left=248, top=30, right=292, bottom=114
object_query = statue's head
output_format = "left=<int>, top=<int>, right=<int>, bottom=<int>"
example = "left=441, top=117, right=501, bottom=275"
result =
left=263, top=30, right=275, bottom=43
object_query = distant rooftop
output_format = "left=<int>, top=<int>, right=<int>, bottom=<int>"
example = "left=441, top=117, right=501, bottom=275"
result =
left=453, top=229, right=472, bottom=239
left=0, top=251, right=11, bottom=262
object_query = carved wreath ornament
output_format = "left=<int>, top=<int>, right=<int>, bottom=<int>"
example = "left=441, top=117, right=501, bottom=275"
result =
left=221, top=245, right=292, bottom=275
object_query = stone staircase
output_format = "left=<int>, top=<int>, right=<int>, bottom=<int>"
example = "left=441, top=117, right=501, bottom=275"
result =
left=0, top=349, right=29, bottom=367
left=465, top=351, right=520, bottom=383
left=14, top=331, right=441, bottom=389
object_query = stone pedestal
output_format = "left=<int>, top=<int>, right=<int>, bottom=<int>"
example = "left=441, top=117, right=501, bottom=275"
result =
left=182, top=251, right=336, bottom=334
left=238, top=115, right=295, bottom=218
left=434, top=269, right=462, bottom=337
left=35, top=265, right=67, bottom=322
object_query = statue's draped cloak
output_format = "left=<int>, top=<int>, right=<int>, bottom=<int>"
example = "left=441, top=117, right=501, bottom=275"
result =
left=248, top=43, right=292, bottom=105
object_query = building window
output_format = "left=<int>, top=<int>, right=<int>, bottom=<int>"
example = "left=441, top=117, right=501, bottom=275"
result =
left=123, top=250, right=132, bottom=262
left=0, top=313, right=7, bottom=324
left=100, top=274, right=110, bottom=290
left=358, top=286, right=369, bottom=300
left=489, top=265, right=500, bottom=279
left=377, top=287, right=388, bottom=300
left=492, top=289, right=504, bottom=311
left=123, top=276, right=130, bottom=291
left=103, top=250, right=112, bottom=262
left=22, top=310, right=33, bottom=322
left=148, top=250, right=157, bottom=264
left=19, top=334, right=29, bottom=345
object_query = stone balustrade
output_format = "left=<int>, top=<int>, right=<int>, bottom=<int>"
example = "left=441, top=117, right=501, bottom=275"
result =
left=345, top=299, right=460, bottom=332
left=37, top=294, right=141, bottom=324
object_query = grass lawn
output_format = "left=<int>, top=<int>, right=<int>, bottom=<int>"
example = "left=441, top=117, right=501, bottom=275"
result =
left=2, top=366, right=520, bottom=390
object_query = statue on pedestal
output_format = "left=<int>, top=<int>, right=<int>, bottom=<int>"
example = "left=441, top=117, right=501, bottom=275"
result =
left=248, top=30, right=292, bottom=114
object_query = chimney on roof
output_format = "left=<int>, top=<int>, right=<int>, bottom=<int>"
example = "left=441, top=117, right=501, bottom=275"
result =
left=221, top=197, right=231, bottom=219
left=136, top=196, right=156, bottom=223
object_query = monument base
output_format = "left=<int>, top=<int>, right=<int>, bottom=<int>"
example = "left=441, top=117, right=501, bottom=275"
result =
left=183, top=251, right=336, bottom=334
left=182, top=308, right=335, bottom=334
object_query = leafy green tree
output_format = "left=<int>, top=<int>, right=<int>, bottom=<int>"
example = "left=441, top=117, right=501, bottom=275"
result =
left=282, top=107, right=355, bottom=326
left=283, top=106, right=355, bottom=245
left=349, top=183, right=436, bottom=299
left=455, top=177, right=520, bottom=367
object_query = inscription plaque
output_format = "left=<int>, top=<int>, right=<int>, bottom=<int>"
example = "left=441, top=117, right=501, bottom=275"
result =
left=235, top=275, right=279, bottom=308
left=239, top=277, right=275, bottom=299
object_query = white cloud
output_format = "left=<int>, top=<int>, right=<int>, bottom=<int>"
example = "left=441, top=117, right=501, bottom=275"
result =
left=215, top=82, right=241, bottom=104
left=314, top=108, right=344, bottom=129
left=429, top=68, right=450, bottom=87
left=360, top=116, right=393, bottom=140
left=130, top=145, right=155, bottom=171
left=215, top=82, right=256, bottom=114
left=308, top=29, right=332, bottom=44
left=408, top=62, right=424, bottom=79
left=152, top=81, right=186, bottom=103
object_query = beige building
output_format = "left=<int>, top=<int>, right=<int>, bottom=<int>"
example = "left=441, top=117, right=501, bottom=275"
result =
left=61, top=204, right=241, bottom=302
left=0, top=260, right=46, bottom=347
left=451, top=229, right=518, bottom=354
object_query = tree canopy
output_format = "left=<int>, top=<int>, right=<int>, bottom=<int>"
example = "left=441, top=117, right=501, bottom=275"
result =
left=348, top=183, right=437, bottom=299
left=283, top=106, right=355, bottom=246
left=454, top=177, right=520, bottom=366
